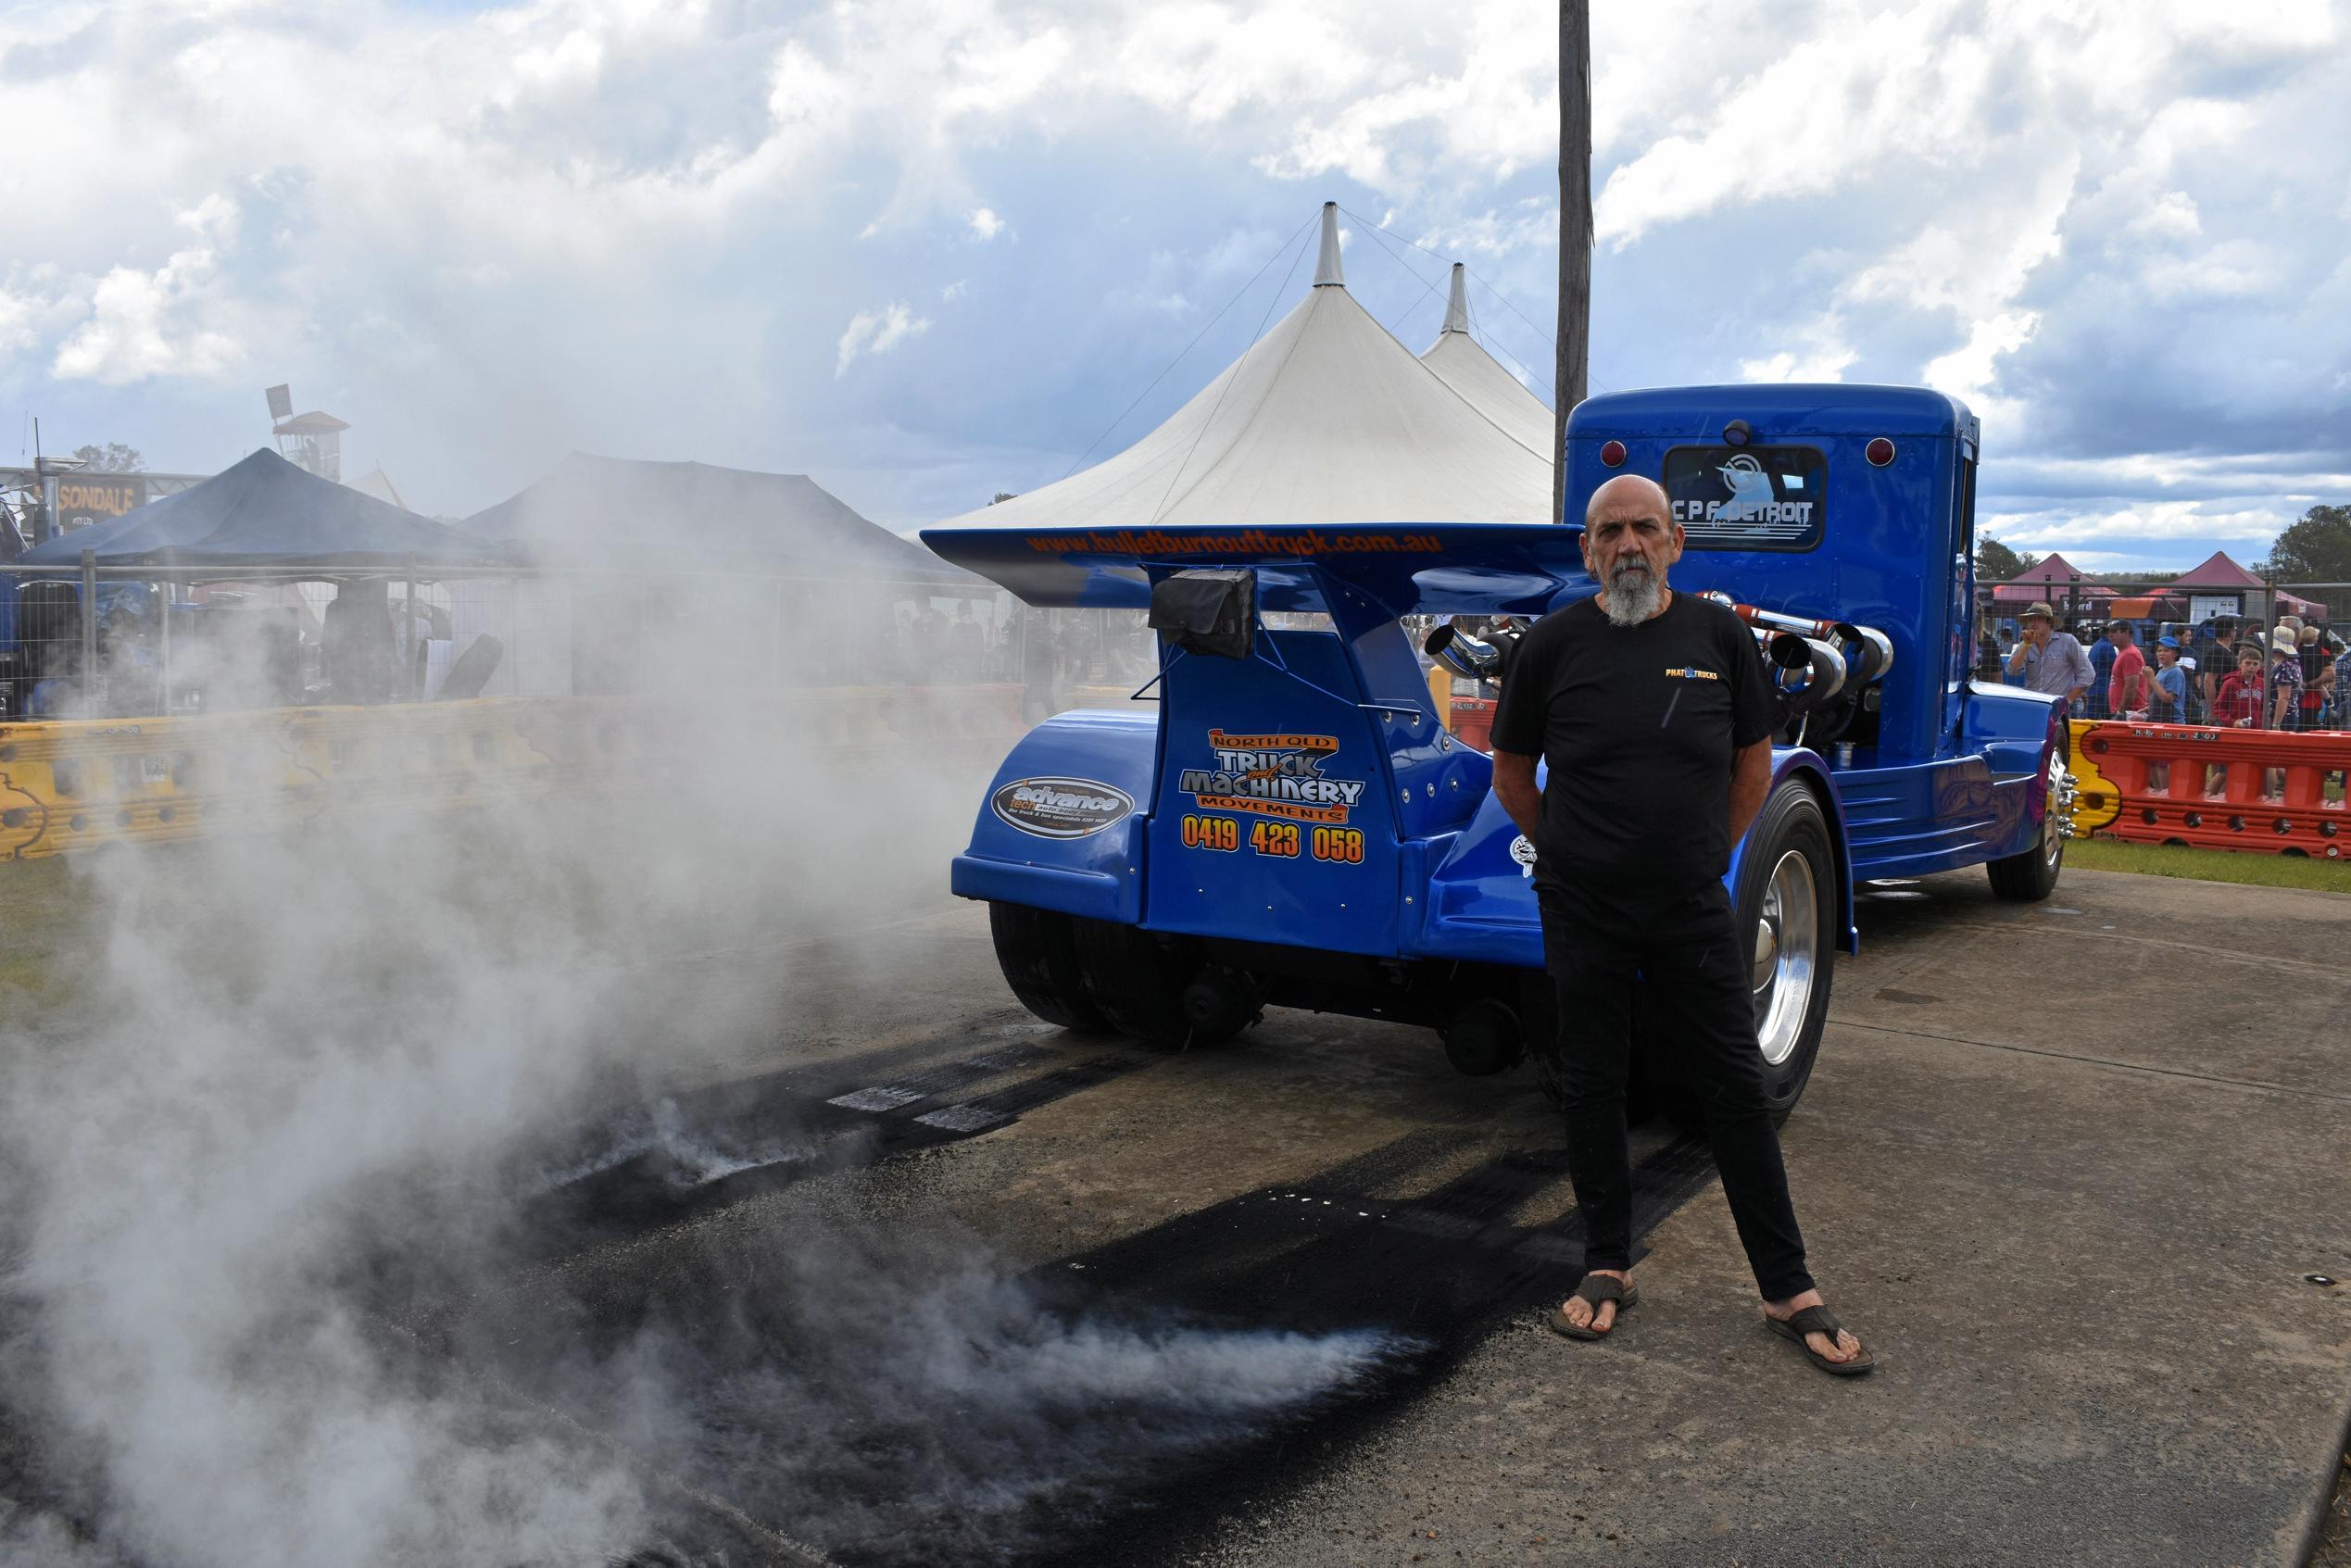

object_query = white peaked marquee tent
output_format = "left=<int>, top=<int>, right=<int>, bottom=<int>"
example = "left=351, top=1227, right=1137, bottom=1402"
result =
left=1419, top=263, right=1554, bottom=461
left=936, top=204, right=1555, bottom=530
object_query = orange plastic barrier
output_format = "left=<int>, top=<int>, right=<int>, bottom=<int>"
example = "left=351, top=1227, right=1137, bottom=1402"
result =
left=2077, top=721, right=2349, bottom=858
left=1452, top=697, right=1496, bottom=753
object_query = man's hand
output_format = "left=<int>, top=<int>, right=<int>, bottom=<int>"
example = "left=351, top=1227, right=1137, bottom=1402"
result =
left=1491, top=748, right=1542, bottom=843
left=1728, top=737, right=1772, bottom=846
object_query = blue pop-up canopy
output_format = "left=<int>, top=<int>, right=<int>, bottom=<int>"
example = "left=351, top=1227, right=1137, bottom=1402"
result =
left=18, top=448, right=512, bottom=574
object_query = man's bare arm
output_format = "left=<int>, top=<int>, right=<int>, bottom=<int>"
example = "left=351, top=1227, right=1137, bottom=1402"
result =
left=1728, top=737, right=1772, bottom=846
left=1490, top=748, right=1542, bottom=842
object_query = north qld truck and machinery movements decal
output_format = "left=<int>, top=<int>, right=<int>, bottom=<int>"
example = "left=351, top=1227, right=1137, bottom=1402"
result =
left=1176, top=730, right=1365, bottom=825
left=991, top=777, right=1135, bottom=838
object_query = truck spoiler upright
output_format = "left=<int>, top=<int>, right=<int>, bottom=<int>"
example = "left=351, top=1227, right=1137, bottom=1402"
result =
left=916, top=522, right=1595, bottom=619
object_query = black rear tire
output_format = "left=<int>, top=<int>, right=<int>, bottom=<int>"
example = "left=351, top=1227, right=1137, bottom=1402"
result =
left=987, top=902, right=1108, bottom=1032
left=1070, top=917, right=1237, bottom=1049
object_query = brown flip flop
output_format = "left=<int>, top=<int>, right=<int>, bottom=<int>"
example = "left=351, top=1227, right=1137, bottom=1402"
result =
left=1548, top=1273, right=1638, bottom=1340
left=1767, top=1303, right=1875, bottom=1375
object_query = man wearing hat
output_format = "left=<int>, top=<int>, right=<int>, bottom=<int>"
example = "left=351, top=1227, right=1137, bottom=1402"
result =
left=2005, top=602, right=2094, bottom=710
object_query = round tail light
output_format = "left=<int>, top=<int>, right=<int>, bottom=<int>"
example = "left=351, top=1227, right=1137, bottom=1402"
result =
left=1866, top=437, right=1897, bottom=467
left=1599, top=440, right=1627, bottom=467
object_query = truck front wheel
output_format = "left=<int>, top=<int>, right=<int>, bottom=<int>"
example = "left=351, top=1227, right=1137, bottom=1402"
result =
left=1741, top=787, right=1836, bottom=1123
left=1663, top=783, right=1836, bottom=1128
left=1987, top=773, right=2068, bottom=903
left=987, top=903, right=1108, bottom=1033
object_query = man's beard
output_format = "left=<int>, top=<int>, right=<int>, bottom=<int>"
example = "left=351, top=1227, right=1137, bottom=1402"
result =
left=1600, top=560, right=1664, bottom=627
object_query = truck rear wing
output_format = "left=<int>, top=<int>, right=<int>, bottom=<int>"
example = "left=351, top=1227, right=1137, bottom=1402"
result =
left=916, top=522, right=1594, bottom=619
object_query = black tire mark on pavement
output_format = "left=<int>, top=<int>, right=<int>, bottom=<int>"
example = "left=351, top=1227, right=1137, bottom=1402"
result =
left=1011, top=1129, right=1722, bottom=1568
left=465, top=1126, right=1722, bottom=1568
left=514, top=1041, right=1153, bottom=1257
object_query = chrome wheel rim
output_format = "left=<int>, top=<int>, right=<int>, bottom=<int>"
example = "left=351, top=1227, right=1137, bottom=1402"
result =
left=1752, top=850, right=1818, bottom=1068
left=2043, top=761, right=2068, bottom=872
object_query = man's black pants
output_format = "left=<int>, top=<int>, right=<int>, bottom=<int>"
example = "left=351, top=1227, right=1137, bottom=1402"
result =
left=1536, top=875, right=1816, bottom=1301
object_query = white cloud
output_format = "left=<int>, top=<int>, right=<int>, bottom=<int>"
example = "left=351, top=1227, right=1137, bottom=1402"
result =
left=1989, top=498, right=2291, bottom=550
left=0, top=0, right=2339, bottom=563
left=51, top=195, right=245, bottom=386
left=1923, top=310, right=2039, bottom=409
left=835, top=301, right=931, bottom=377
left=1740, top=314, right=1856, bottom=383
left=2122, top=191, right=2202, bottom=242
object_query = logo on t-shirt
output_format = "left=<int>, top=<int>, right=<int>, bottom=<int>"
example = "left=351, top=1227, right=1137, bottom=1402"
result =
left=1663, top=667, right=1721, bottom=682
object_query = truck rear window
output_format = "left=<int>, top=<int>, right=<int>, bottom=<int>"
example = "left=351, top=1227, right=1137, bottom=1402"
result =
left=1662, top=445, right=1825, bottom=552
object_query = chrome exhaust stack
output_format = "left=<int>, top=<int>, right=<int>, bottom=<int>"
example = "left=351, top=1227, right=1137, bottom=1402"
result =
left=1424, top=622, right=1512, bottom=684
left=1712, top=591, right=1892, bottom=687
left=1764, top=631, right=1848, bottom=709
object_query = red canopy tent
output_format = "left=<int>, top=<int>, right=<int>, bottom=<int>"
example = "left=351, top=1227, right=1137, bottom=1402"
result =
left=2166, top=550, right=2323, bottom=618
left=1989, top=553, right=2118, bottom=605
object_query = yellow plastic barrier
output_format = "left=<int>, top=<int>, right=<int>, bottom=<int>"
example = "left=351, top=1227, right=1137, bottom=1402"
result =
left=0, top=684, right=959, bottom=862
left=2066, top=718, right=2122, bottom=835
left=0, top=699, right=581, bottom=861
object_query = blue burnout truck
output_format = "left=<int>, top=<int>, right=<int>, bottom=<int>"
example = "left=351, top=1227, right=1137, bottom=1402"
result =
left=920, top=383, right=2072, bottom=1120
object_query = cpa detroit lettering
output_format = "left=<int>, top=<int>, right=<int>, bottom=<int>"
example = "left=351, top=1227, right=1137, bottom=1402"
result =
left=1672, top=499, right=1815, bottom=526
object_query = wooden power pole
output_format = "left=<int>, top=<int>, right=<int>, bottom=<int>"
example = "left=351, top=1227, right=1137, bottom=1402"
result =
left=1555, top=0, right=1591, bottom=527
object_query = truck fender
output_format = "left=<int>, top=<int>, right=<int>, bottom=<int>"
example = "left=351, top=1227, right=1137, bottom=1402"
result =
left=1736, top=749, right=1858, bottom=955
left=950, top=708, right=1159, bottom=925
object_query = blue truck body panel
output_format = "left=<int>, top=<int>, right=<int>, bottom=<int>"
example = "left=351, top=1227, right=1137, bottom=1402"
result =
left=924, top=382, right=2060, bottom=998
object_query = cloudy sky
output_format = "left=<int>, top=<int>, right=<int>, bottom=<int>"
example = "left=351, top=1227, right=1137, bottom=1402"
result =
left=2, top=0, right=2345, bottom=571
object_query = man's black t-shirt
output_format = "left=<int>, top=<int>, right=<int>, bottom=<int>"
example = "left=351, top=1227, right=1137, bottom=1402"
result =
left=1489, top=592, right=1778, bottom=889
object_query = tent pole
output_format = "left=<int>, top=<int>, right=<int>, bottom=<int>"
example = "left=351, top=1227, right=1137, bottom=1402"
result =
left=81, top=548, right=98, bottom=713
left=1554, top=0, right=1591, bottom=527
left=404, top=562, right=416, bottom=701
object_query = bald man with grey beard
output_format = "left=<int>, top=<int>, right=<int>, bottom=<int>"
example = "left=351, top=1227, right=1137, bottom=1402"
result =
left=1486, top=473, right=1871, bottom=1376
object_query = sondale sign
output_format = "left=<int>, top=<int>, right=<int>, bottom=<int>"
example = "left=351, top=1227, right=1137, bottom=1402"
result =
left=54, top=476, right=147, bottom=530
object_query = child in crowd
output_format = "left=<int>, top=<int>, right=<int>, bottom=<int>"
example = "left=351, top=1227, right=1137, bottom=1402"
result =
left=2146, top=637, right=2190, bottom=724
left=2213, top=648, right=2268, bottom=727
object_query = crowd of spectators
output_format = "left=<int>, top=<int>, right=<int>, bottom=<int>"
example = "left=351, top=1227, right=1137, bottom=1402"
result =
left=1990, top=602, right=2345, bottom=730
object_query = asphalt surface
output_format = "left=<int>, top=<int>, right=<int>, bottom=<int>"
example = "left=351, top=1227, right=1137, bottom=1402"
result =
left=9, top=854, right=2350, bottom=1565
left=382, top=859, right=2351, bottom=1567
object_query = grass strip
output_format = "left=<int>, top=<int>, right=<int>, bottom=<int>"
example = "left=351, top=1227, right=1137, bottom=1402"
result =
left=2069, top=835, right=2351, bottom=893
